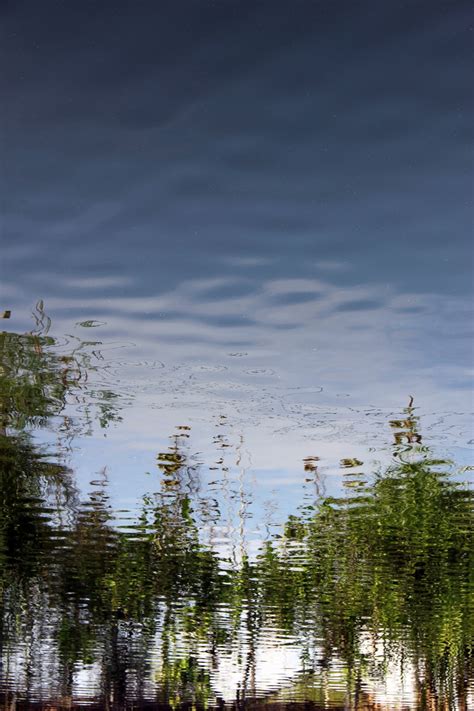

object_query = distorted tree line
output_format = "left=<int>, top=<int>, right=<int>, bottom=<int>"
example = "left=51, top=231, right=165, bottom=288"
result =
left=0, top=314, right=472, bottom=709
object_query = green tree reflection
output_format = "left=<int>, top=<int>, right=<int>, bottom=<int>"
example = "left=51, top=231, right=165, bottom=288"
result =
left=0, top=316, right=472, bottom=708
left=0, top=302, right=122, bottom=437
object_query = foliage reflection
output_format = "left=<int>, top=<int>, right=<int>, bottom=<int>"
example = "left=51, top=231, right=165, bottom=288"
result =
left=0, top=318, right=472, bottom=709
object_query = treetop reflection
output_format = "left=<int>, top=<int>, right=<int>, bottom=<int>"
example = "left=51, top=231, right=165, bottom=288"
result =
left=0, top=314, right=472, bottom=709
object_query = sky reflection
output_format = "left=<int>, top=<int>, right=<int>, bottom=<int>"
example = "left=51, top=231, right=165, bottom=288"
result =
left=1, top=0, right=472, bottom=508
left=1, top=2, right=473, bottom=707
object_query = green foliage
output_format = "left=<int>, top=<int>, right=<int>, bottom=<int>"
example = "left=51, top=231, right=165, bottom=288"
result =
left=0, top=330, right=70, bottom=430
left=0, top=311, right=122, bottom=435
left=0, top=316, right=472, bottom=707
left=0, top=431, right=472, bottom=707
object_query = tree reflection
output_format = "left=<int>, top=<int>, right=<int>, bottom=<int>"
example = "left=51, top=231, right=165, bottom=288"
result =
left=0, top=302, right=123, bottom=439
left=260, top=432, right=473, bottom=706
left=0, top=315, right=472, bottom=708
left=2, top=429, right=471, bottom=708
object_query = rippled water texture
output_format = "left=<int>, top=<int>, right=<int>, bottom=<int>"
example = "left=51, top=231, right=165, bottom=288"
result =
left=1, top=1, right=473, bottom=709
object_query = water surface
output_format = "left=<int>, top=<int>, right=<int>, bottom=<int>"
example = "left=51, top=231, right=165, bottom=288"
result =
left=0, top=1, right=473, bottom=708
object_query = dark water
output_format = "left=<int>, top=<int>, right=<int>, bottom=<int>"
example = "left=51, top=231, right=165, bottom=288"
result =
left=1, top=1, right=473, bottom=708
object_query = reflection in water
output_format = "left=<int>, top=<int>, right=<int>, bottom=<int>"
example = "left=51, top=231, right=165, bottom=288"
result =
left=0, top=321, right=472, bottom=709
left=1, top=1, right=472, bottom=705
left=0, top=302, right=125, bottom=440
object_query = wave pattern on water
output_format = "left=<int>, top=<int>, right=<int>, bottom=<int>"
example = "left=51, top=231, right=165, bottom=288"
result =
left=0, top=324, right=473, bottom=709
left=1, top=1, right=473, bottom=708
